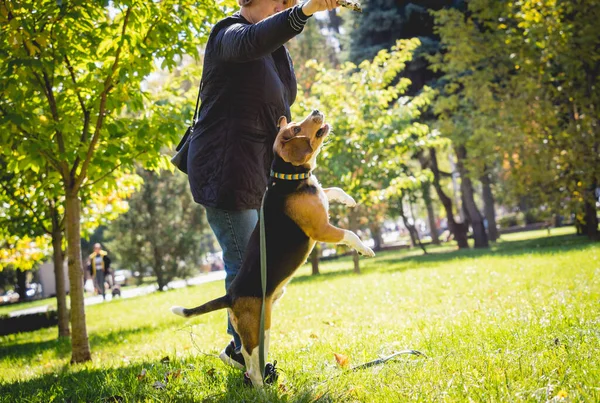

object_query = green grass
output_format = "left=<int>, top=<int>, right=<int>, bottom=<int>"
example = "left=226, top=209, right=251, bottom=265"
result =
left=0, top=276, right=160, bottom=317
left=0, top=297, right=57, bottom=317
left=1, top=227, right=598, bottom=402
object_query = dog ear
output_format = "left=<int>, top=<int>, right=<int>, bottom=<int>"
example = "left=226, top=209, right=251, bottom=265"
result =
left=279, top=136, right=313, bottom=165
left=277, top=116, right=288, bottom=128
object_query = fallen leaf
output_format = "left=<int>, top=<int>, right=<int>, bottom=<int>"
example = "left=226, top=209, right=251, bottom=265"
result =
left=153, top=381, right=166, bottom=390
left=334, top=353, right=349, bottom=368
left=160, top=356, right=170, bottom=364
left=164, top=369, right=181, bottom=383
left=309, top=333, right=319, bottom=339
left=323, top=321, right=335, bottom=326
left=206, top=368, right=216, bottom=377
left=136, top=368, right=147, bottom=381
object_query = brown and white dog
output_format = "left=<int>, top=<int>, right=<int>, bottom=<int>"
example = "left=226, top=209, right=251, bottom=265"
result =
left=171, top=110, right=374, bottom=386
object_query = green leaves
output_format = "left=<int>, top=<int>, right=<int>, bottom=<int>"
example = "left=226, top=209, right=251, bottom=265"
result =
left=431, top=0, right=600, bottom=214
left=294, top=38, right=435, bottom=206
left=0, top=0, right=232, bottom=269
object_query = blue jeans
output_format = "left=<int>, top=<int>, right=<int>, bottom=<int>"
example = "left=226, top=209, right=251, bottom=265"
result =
left=205, top=206, right=258, bottom=353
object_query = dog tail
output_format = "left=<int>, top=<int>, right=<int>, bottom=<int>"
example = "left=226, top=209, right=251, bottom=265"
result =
left=171, top=295, right=231, bottom=318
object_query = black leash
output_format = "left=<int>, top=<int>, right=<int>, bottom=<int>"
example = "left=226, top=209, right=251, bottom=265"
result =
left=258, top=188, right=268, bottom=384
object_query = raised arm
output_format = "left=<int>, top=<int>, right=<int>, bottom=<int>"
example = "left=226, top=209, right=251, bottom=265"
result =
left=214, top=5, right=310, bottom=63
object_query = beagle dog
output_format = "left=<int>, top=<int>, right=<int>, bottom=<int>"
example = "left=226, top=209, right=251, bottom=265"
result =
left=171, top=110, right=375, bottom=387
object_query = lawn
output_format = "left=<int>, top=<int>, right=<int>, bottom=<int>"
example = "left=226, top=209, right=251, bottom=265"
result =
left=1, top=227, right=598, bottom=402
left=0, top=276, right=161, bottom=317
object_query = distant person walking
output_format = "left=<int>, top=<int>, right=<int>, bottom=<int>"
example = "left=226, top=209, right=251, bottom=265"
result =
left=88, top=243, right=111, bottom=300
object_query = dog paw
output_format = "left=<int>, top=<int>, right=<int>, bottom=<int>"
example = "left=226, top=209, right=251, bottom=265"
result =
left=357, top=246, right=375, bottom=258
left=343, top=196, right=357, bottom=207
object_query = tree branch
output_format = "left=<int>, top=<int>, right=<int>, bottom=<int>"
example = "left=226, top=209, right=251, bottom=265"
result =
left=83, top=150, right=146, bottom=188
left=73, top=7, right=132, bottom=191
left=41, top=72, right=64, bottom=152
left=64, top=55, right=91, bottom=179
left=31, top=69, right=68, bottom=179
left=64, top=55, right=88, bottom=119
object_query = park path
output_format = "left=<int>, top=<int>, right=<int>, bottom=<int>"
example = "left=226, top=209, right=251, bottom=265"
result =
left=8, top=270, right=226, bottom=318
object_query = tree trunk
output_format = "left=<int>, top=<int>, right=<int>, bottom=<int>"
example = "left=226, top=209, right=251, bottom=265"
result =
left=455, top=145, right=489, bottom=248
left=51, top=226, right=70, bottom=338
left=427, top=148, right=469, bottom=249
left=65, top=191, right=91, bottom=363
left=422, top=181, right=440, bottom=245
left=16, top=269, right=26, bottom=301
left=480, top=170, right=499, bottom=242
left=152, top=244, right=166, bottom=291
left=352, top=251, right=360, bottom=274
left=398, top=195, right=428, bottom=255
left=369, top=222, right=384, bottom=251
left=310, top=243, right=320, bottom=275
left=406, top=223, right=417, bottom=248
left=155, top=269, right=166, bottom=291
left=349, top=210, right=360, bottom=274
left=584, top=189, right=599, bottom=241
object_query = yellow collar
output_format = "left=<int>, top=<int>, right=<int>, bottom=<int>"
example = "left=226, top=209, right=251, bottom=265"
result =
left=270, top=170, right=311, bottom=180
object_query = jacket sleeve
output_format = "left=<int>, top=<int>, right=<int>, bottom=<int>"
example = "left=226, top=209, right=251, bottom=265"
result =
left=104, top=256, right=111, bottom=270
left=214, top=5, right=310, bottom=63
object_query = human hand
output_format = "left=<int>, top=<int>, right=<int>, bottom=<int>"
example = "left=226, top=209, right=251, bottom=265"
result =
left=301, top=0, right=338, bottom=16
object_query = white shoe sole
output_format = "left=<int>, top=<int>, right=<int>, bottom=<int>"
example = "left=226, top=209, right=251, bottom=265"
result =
left=219, top=350, right=245, bottom=370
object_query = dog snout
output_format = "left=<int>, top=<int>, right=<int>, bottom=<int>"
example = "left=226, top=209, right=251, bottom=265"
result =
left=311, top=109, right=324, bottom=124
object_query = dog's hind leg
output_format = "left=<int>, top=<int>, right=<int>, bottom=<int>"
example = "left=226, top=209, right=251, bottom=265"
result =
left=241, top=346, right=263, bottom=387
left=231, top=297, right=272, bottom=387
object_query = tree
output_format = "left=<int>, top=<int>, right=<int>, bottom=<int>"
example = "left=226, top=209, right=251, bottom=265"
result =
left=455, top=145, right=488, bottom=247
left=0, top=0, right=233, bottom=363
left=480, top=166, right=499, bottom=242
left=430, top=0, right=600, bottom=240
left=107, top=169, right=212, bottom=291
left=345, top=0, right=478, bottom=247
left=286, top=14, right=339, bottom=94
left=418, top=147, right=469, bottom=248
left=0, top=156, right=70, bottom=335
left=386, top=176, right=430, bottom=254
left=294, top=38, right=436, bottom=272
left=421, top=179, right=441, bottom=245
left=345, top=0, right=405, bottom=64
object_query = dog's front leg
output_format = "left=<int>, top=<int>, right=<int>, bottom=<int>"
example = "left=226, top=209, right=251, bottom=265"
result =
left=323, top=187, right=356, bottom=207
left=286, top=195, right=375, bottom=257
left=340, top=229, right=375, bottom=257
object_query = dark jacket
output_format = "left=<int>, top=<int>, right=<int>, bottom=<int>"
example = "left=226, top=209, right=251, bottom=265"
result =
left=188, top=5, right=310, bottom=210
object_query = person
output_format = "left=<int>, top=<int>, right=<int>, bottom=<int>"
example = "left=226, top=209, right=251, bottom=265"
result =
left=88, top=243, right=111, bottom=301
left=187, top=0, right=339, bottom=370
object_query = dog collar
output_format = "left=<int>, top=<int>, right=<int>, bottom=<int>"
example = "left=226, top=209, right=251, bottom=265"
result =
left=270, top=170, right=312, bottom=180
